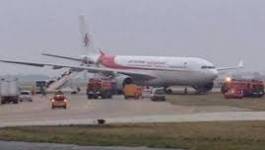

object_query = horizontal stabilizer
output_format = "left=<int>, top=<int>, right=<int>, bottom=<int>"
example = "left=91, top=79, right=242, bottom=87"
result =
left=217, top=60, right=244, bottom=71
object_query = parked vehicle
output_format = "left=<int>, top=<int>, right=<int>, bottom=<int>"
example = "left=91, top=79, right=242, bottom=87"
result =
left=141, top=86, right=153, bottom=98
left=123, top=84, right=142, bottom=99
left=221, top=79, right=264, bottom=99
left=86, top=78, right=114, bottom=99
left=150, top=88, right=166, bottom=101
left=224, top=88, right=244, bottom=99
left=0, top=77, right=20, bottom=104
left=35, top=80, right=46, bottom=95
left=51, top=91, right=68, bottom=109
left=19, top=90, right=33, bottom=102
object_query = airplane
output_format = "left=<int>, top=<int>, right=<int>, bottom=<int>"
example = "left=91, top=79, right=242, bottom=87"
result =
left=0, top=16, right=243, bottom=94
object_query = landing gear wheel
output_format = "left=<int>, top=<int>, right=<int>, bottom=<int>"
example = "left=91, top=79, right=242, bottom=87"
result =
left=87, top=95, right=92, bottom=99
left=1, top=99, right=5, bottom=104
left=193, top=82, right=214, bottom=95
left=164, top=87, right=172, bottom=94
left=13, top=99, right=18, bottom=104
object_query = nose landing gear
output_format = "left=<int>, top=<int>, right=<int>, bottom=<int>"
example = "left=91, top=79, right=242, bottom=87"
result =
left=193, top=82, right=214, bottom=94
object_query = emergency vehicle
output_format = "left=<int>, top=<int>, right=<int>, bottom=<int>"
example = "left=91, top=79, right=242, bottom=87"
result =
left=86, top=78, right=114, bottom=99
left=221, top=78, right=264, bottom=99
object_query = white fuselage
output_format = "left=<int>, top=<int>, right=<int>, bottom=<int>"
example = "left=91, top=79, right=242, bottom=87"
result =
left=98, top=54, right=218, bottom=87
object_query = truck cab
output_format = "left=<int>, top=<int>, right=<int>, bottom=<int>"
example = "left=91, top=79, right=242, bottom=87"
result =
left=87, top=78, right=113, bottom=99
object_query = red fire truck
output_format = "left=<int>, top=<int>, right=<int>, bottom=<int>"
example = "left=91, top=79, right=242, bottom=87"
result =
left=86, top=78, right=115, bottom=99
left=221, top=78, right=265, bottom=99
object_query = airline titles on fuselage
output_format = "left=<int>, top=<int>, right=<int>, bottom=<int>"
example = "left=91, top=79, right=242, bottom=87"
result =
left=127, top=59, right=186, bottom=70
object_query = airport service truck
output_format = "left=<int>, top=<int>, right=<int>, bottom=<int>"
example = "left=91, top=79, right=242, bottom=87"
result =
left=0, top=77, right=20, bottom=104
left=221, top=79, right=264, bottom=99
left=123, top=84, right=142, bottom=99
left=86, top=78, right=114, bottom=99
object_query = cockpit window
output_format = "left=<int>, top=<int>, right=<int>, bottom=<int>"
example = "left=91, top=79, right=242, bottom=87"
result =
left=201, top=66, right=215, bottom=69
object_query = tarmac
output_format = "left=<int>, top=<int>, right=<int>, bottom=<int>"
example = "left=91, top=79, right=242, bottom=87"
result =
left=0, top=93, right=263, bottom=127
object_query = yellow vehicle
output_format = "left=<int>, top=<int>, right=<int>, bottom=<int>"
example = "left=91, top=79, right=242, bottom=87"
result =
left=123, top=84, right=142, bottom=99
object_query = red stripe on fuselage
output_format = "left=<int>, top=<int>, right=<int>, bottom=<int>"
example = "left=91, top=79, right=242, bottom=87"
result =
left=100, top=54, right=132, bottom=69
left=99, top=54, right=186, bottom=71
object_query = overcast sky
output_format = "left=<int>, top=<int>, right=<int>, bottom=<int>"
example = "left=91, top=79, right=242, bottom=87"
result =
left=0, top=0, right=264, bottom=76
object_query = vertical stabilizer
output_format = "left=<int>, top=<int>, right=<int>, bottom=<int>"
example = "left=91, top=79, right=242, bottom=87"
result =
left=79, top=15, right=97, bottom=55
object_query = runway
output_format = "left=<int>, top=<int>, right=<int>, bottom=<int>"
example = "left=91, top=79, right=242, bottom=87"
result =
left=0, top=141, right=180, bottom=150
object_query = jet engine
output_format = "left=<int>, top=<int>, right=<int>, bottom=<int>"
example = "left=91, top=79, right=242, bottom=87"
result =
left=81, top=55, right=95, bottom=65
left=115, top=74, right=133, bottom=91
left=193, top=82, right=214, bottom=94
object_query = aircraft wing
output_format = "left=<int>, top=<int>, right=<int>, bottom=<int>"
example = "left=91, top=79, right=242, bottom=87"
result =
left=0, top=59, right=156, bottom=80
left=42, top=52, right=82, bottom=62
left=217, top=60, right=244, bottom=71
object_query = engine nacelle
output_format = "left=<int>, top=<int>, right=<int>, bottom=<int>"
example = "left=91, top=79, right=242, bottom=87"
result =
left=115, top=75, right=133, bottom=90
left=81, top=56, right=95, bottom=65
